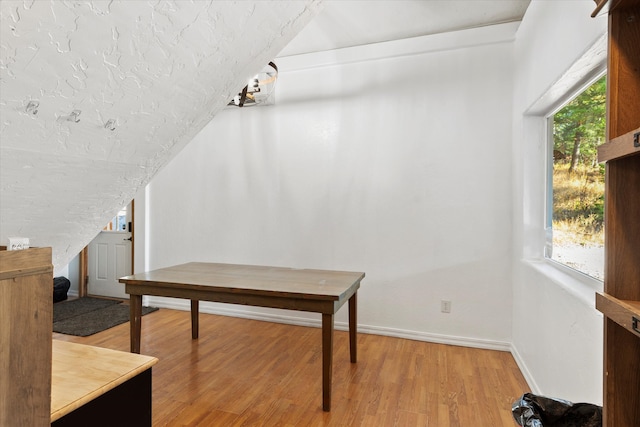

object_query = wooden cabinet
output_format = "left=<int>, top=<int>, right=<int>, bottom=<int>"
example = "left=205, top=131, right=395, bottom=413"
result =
left=594, top=1, right=640, bottom=426
left=51, top=340, right=157, bottom=427
left=0, top=247, right=54, bottom=427
left=596, top=145, right=640, bottom=426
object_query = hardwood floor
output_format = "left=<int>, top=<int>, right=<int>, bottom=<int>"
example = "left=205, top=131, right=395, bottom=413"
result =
left=53, top=308, right=529, bottom=426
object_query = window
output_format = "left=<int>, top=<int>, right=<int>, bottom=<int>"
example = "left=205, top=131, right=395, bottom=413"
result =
left=545, top=75, right=606, bottom=281
left=104, top=206, right=128, bottom=231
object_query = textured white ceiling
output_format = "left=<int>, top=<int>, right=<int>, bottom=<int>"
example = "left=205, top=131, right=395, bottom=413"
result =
left=0, top=0, right=321, bottom=268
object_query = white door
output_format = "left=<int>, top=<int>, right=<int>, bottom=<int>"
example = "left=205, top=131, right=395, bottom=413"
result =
left=87, top=206, right=132, bottom=299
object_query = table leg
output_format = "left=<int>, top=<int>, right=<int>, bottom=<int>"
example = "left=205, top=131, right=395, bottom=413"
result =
left=191, top=300, right=199, bottom=339
left=349, top=291, right=357, bottom=363
left=322, top=313, right=334, bottom=412
left=130, top=294, right=142, bottom=354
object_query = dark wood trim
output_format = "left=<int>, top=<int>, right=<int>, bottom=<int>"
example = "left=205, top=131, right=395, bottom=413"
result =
left=130, top=199, right=135, bottom=273
left=78, top=246, right=88, bottom=297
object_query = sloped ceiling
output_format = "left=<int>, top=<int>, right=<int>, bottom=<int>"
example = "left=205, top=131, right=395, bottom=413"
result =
left=0, top=0, right=321, bottom=268
left=279, top=0, right=530, bottom=57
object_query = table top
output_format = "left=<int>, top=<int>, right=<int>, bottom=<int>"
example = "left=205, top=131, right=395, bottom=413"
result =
left=119, top=262, right=365, bottom=301
left=51, top=340, right=158, bottom=422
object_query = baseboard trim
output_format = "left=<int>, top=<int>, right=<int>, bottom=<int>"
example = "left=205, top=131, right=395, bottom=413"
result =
left=358, top=324, right=512, bottom=352
left=146, top=297, right=512, bottom=352
left=509, top=344, right=541, bottom=394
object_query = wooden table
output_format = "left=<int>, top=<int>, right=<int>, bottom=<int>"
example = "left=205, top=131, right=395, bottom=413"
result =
left=119, top=262, right=364, bottom=411
left=51, top=340, right=158, bottom=426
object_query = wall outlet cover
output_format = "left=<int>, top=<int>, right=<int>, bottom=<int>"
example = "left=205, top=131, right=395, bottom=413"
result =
left=7, top=237, right=30, bottom=251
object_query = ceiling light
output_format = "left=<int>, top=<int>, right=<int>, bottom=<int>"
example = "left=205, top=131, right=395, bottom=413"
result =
left=229, top=62, right=278, bottom=108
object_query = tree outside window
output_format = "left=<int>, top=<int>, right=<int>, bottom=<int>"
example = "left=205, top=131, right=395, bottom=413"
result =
left=548, top=76, right=606, bottom=280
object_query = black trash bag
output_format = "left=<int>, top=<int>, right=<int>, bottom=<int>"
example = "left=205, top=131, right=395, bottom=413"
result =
left=512, top=393, right=602, bottom=427
left=53, top=276, right=71, bottom=303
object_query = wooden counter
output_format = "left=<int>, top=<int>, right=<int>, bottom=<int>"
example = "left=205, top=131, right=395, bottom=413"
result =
left=51, top=340, right=158, bottom=426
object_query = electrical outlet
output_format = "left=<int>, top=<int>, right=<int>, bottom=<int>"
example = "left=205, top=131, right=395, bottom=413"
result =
left=441, top=300, right=452, bottom=313
left=7, top=237, right=30, bottom=251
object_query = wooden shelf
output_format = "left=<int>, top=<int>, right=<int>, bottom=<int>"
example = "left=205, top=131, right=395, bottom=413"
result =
left=596, top=292, right=640, bottom=338
left=597, top=3, right=640, bottom=426
left=597, top=126, right=640, bottom=162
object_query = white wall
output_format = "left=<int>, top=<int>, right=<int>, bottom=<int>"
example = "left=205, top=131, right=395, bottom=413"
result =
left=511, top=0, right=607, bottom=403
left=144, top=24, right=516, bottom=349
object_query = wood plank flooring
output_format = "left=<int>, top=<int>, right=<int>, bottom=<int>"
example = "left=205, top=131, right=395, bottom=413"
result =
left=53, top=308, right=529, bottom=426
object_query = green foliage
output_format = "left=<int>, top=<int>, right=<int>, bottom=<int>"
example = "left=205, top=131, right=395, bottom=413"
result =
left=552, top=76, right=606, bottom=246
left=553, top=76, right=606, bottom=167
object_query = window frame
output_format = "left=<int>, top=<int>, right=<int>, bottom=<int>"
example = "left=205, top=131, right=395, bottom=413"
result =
left=543, top=71, right=607, bottom=283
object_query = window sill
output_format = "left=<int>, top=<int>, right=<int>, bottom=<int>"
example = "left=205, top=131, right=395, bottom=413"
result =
left=522, top=258, right=604, bottom=308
